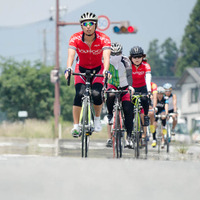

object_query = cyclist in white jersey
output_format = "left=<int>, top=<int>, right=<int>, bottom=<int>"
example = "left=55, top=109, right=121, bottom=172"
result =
left=106, top=42, right=134, bottom=147
left=163, top=83, right=178, bottom=135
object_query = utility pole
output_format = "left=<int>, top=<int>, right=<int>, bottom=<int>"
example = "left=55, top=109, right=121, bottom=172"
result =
left=53, top=0, right=79, bottom=136
left=43, top=29, right=47, bottom=65
left=54, top=0, right=60, bottom=136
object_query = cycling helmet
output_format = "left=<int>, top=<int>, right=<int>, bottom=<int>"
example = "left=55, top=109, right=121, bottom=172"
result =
left=80, top=12, right=98, bottom=23
left=130, top=46, right=146, bottom=57
left=163, top=83, right=172, bottom=91
left=111, top=42, right=123, bottom=55
left=157, top=86, right=165, bottom=94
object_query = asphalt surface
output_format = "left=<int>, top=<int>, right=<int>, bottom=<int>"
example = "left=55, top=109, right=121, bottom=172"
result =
left=0, top=138, right=200, bottom=200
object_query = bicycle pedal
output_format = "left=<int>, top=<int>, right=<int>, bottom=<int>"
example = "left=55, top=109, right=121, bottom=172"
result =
left=86, top=132, right=92, bottom=136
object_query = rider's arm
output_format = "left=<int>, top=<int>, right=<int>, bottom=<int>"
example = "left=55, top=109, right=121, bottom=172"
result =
left=152, top=92, right=157, bottom=109
left=173, top=94, right=177, bottom=113
left=165, top=103, right=169, bottom=116
left=145, top=72, right=152, bottom=93
left=103, top=49, right=111, bottom=79
left=65, top=48, right=76, bottom=79
left=67, top=48, right=76, bottom=69
left=103, top=49, right=111, bottom=71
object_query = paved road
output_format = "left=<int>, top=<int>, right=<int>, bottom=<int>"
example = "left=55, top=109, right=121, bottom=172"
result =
left=0, top=138, right=200, bottom=200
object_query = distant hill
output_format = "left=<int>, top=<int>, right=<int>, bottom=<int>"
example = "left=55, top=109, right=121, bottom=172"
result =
left=0, top=0, right=196, bottom=69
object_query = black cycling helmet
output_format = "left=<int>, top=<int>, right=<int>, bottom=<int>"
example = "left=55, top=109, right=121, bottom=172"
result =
left=111, top=42, right=123, bottom=55
left=80, top=12, right=98, bottom=23
left=130, top=46, right=146, bottom=57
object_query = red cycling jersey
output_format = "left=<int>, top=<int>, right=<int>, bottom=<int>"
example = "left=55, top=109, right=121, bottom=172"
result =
left=131, top=61, right=151, bottom=88
left=69, top=31, right=111, bottom=69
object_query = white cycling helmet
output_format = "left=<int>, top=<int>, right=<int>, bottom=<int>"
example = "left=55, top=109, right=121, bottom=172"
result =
left=163, top=83, right=172, bottom=91
left=111, top=42, right=123, bottom=55
left=157, top=86, right=165, bottom=94
left=80, top=12, right=98, bottom=23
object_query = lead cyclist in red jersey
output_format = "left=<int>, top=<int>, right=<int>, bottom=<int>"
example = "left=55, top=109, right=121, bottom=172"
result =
left=64, top=12, right=111, bottom=137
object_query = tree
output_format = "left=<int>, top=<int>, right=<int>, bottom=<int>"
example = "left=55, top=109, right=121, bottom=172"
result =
left=0, top=58, right=54, bottom=120
left=146, top=39, right=163, bottom=76
left=147, top=38, right=178, bottom=77
left=176, top=0, right=200, bottom=76
left=161, top=38, right=178, bottom=76
left=0, top=57, right=75, bottom=122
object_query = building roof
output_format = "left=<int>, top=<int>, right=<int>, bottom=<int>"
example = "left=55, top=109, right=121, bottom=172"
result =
left=194, top=68, right=200, bottom=76
left=176, top=67, right=200, bottom=87
left=152, top=76, right=179, bottom=90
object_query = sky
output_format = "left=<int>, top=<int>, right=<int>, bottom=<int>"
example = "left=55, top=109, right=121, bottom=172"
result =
left=0, top=0, right=95, bottom=26
left=0, top=0, right=197, bottom=68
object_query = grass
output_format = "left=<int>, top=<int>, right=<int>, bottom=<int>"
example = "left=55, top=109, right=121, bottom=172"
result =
left=0, top=119, right=108, bottom=140
left=176, top=144, right=189, bottom=154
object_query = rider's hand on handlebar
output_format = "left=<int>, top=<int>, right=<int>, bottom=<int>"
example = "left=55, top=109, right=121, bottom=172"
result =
left=128, top=86, right=135, bottom=96
left=64, top=67, right=73, bottom=79
left=148, top=91, right=152, bottom=99
left=103, top=69, right=112, bottom=79
left=153, top=107, right=158, bottom=113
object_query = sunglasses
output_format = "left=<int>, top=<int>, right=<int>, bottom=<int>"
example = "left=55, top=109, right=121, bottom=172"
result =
left=82, top=21, right=96, bottom=27
left=132, top=55, right=143, bottom=59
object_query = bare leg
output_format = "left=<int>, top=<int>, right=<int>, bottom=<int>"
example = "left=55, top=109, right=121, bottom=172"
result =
left=172, top=116, right=177, bottom=130
left=73, top=105, right=82, bottom=124
left=93, top=104, right=103, bottom=117
left=107, top=124, right=112, bottom=139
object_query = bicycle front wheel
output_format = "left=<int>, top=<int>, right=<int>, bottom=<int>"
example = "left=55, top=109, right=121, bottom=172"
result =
left=113, top=109, right=122, bottom=158
left=134, top=109, right=140, bottom=158
left=166, top=123, right=171, bottom=153
left=81, top=99, right=89, bottom=158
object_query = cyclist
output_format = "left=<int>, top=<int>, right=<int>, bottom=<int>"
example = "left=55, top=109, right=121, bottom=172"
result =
left=151, top=86, right=169, bottom=148
left=163, top=83, right=178, bottom=136
left=105, top=42, right=134, bottom=147
left=149, top=82, right=158, bottom=133
left=64, top=12, right=111, bottom=137
left=129, top=46, right=151, bottom=137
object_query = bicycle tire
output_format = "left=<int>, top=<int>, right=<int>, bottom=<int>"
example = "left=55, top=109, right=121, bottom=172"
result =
left=145, top=126, right=149, bottom=155
left=166, top=123, right=170, bottom=153
left=115, top=109, right=122, bottom=158
left=157, top=121, right=162, bottom=154
left=135, top=108, right=140, bottom=158
left=118, top=110, right=123, bottom=158
left=81, top=99, right=88, bottom=158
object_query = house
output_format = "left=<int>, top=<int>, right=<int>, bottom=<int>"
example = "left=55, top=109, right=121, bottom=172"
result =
left=176, top=67, right=200, bottom=132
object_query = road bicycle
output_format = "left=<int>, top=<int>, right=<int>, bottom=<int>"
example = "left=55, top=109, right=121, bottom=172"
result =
left=165, top=113, right=177, bottom=153
left=68, top=69, right=104, bottom=158
left=105, top=89, right=128, bottom=158
left=154, top=114, right=168, bottom=153
left=131, top=93, right=149, bottom=158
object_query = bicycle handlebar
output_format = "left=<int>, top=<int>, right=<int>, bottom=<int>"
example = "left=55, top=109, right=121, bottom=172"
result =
left=67, top=70, right=104, bottom=86
left=105, top=89, right=129, bottom=94
left=72, top=72, right=104, bottom=77
left=155, top=113, right=177, bottom=119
